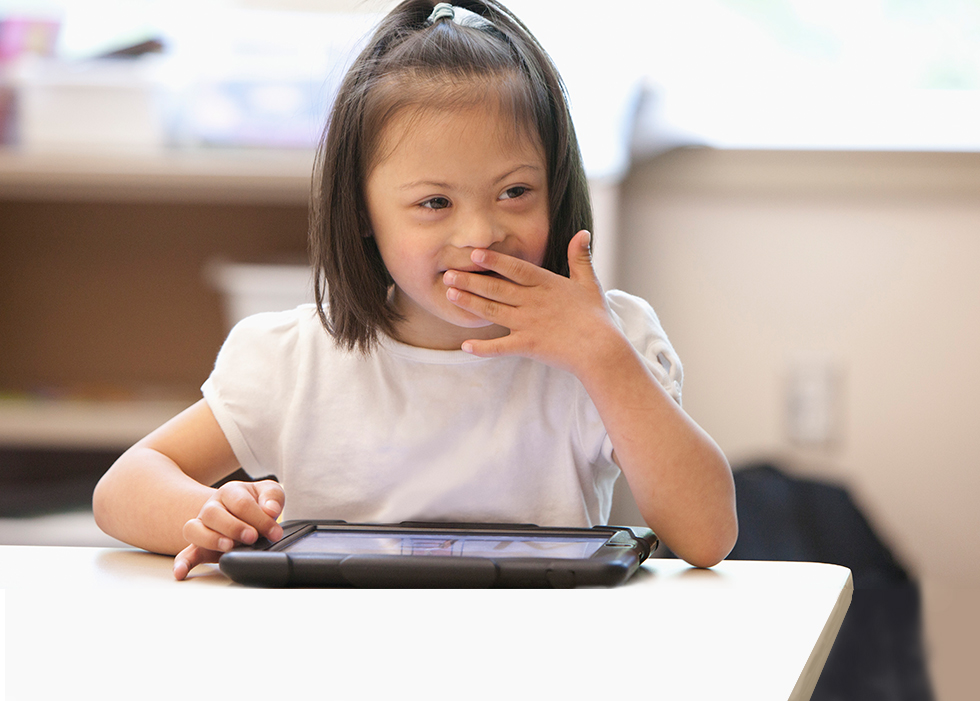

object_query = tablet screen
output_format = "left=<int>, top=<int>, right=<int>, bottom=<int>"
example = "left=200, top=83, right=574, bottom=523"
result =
left=283, top=530, right=607, bottom=559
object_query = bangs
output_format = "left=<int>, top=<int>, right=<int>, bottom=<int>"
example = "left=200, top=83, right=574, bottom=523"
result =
left=355, top=14, right=549, bottom=176
left=362, top=69, right=541, bottom=173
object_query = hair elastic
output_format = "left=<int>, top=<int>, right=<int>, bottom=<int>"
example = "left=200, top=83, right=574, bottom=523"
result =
left=428, top=3, right=455, bottom=24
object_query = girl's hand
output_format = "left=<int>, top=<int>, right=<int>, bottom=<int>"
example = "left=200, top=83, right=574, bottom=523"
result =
left=173, top=480, right=285, bottom=581
left=444, top=230, right=625, bottom=376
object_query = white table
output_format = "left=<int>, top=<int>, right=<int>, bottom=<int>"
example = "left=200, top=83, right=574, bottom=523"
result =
left=0, top=546, right=851, bottom=700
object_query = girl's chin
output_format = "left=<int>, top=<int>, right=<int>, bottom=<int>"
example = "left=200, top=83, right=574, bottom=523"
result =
left=450, top=311, right=494, bottom=329
left=446, top=306, right=507, bottom=333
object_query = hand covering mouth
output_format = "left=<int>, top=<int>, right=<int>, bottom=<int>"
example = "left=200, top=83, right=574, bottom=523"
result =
left=444, top=267, right=503, bottom=277
left=463, top=269, right=506, bottom=280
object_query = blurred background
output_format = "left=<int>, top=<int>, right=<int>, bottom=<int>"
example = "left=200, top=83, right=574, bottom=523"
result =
left=1, top=1, right=978, bottom=698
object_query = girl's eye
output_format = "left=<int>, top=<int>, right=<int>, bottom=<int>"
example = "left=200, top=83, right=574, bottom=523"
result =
left=500, top=186, right=528, bottom=200
left=420, top=197, right=451, bottom=210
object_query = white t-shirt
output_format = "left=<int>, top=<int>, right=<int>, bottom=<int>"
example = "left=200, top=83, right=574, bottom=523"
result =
left=202, top=290, right=682, bottom=527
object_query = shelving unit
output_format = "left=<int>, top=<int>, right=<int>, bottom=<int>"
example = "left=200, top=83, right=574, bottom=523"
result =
left=0, top=146, right=314, bottom=455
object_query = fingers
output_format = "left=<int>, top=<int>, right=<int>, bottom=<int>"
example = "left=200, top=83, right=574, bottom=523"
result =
left=176, top=480, right=285, bottom=579
left=459, top=335, right=512, bottom=358
left=212, top=480, right=284, bottom=543
left=447, top=231, right=597, bottom=300
left=445, top=232, right=606, bottom=365
left=182, top=516, right=241, bottom=555
left=173, top=544, right=219, bottom=581
left=253, top=480, right=285, bottom=522
left=442, top=249, right=547, bottom=325
left=444, top=269, right=519, bottom=306
left=446, top=285, right=516, bottom=330
left=469, top=247, right=543, bottom=285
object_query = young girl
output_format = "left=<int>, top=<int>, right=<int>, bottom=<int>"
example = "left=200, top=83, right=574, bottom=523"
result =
left=93, top=0, right=737, bottom=579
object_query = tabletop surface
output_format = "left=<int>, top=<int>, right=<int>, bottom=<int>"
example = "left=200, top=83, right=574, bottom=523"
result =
left=0, top=545, right=851, bottom=701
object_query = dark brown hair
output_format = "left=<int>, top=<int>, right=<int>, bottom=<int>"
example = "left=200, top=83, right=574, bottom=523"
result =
left=310, top=0, right=593, bottom=352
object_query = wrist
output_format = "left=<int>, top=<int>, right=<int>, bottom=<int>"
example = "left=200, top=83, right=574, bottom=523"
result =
left=570, top=321, right=637, bottom=387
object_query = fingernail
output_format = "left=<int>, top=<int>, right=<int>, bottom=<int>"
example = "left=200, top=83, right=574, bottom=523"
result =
left=461, top=341, right=474, bottom=354
left=265, top=500, right=282, bottom=517
left=219, top=537, right=235, bottom=551
left=582, top=230, right=592, bottom=247
left=269, top=524, right=283, bottom=542
left=443, top=271, right=457, bottom=285
left=472, top=249, right=486, bottom=263
left=447, top=288, right=460, bottom=301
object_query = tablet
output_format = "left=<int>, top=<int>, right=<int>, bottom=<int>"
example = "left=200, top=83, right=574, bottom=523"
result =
left=218, top=521, right=658, bottom=588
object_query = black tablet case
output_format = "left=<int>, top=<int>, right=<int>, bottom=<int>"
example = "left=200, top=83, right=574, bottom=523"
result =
left=219, top=521, right=658, bottom=588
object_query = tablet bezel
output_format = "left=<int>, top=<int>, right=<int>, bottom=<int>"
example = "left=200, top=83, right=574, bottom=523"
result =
left=218, top=520, right=658, bottom=588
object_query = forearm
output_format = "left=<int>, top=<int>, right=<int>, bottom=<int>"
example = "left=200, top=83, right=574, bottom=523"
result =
left=93, top=447, right=216, bottom=556
left=577, top=336, right=737, bottom=568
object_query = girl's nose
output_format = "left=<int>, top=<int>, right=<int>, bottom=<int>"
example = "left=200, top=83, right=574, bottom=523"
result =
left=451, top=209, right=503, bottom=250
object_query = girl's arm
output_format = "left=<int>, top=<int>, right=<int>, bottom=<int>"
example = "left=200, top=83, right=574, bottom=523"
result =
left=93, top=399, right=284, bottom=577
left=444, top=230, right=737, bottom=567
left=570, top=334, right=736, bottom=568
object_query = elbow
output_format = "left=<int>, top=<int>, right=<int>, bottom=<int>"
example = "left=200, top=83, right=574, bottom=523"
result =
left=92, top=466, right=123, bottom=539
left=686, top=455, right=739, bottom=568
left=693, top=514, right=739, bottom=569
left=92, top=447, right=139, bottom=539
left=91, top=473, right=111, bottom=535
left=663, top=510, right=738, bottom=570
left=684, top=520, right=738, bottom=569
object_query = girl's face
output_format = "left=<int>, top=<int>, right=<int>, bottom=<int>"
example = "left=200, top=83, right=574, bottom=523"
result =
left=364, top=104, right=550, bottom=350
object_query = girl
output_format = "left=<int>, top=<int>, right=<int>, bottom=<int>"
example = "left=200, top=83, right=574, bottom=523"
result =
left=93, top=0, right=737, bottom=579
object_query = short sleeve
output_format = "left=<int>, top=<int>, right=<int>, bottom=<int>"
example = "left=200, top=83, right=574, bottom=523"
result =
left=201, top=309, right=304, bottom=479
left=594, top=290, right=684, bottom=465
left=606, top=290, right=683, bottom=405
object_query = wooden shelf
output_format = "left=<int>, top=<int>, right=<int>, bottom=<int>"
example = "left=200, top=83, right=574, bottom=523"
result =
left=0, top=397, right=194, bottom=449
left=0, top=146, right=316, bottom=203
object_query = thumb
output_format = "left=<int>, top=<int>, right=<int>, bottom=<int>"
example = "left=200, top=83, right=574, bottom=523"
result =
left=567, top=230, right=597, bottom=283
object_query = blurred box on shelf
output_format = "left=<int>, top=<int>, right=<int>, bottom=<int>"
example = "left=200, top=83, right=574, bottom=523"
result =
left=10, top=55, right=170, bottom=152
left=205, top=260, right=314, bottom=331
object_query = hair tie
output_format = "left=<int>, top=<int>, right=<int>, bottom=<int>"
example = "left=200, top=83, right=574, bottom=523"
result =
left=428, top=3, right=455, bottom=24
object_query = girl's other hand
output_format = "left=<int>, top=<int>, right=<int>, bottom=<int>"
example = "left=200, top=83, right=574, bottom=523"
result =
left=173, top=479, right=285, bottom=580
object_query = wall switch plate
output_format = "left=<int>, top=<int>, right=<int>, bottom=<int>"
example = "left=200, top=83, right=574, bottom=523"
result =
left=786, top=355, right=842, bottom=447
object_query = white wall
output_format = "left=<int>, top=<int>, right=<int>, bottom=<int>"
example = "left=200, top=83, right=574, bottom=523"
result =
left=616, top=148, right=980, bottom=584
left=613, top=149, right=980, bottom=699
